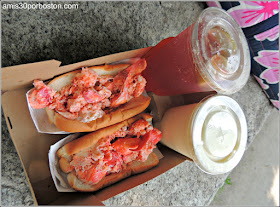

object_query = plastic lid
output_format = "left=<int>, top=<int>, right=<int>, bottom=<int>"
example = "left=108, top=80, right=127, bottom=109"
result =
left=192, top=7, right=251, bottom=94
left=191, top=95, right=247, bottom=175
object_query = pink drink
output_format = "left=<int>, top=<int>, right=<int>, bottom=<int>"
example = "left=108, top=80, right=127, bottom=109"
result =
left=143, top=8, right=250, bottom=96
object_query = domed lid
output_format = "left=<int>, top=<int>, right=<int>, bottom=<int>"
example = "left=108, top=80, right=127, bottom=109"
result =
left=192, top=95, right=247, bottom=174
left=192, top=7, right=251, bottom=94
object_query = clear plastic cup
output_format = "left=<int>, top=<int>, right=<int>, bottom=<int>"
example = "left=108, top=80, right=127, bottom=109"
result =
left=143, top=7, right=251, bottom=96
left=159, top=95, right=247, bottom=175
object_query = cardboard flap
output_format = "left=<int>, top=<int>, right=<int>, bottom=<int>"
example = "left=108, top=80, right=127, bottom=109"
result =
left=58, top=47, right=152, bottom=75
left=1, top=88, right=66, bottom=203
left=32, top=177, right=104, bottom=206
left=1, top=60, right=62, bottom=91
left=1, top=47, right=152, bottom=92
left=49, top=194, right=104, bottom=206
left=1, top=89, right=66, bottom=167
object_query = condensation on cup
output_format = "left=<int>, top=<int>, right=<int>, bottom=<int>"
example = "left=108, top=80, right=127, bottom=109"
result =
left=159, top=95, right=247, bottom=175
left=144, top=7, right=251, bottom=96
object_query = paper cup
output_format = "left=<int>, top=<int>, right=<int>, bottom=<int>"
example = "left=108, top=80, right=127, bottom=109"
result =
left=159, top=95, right=247, bottom=175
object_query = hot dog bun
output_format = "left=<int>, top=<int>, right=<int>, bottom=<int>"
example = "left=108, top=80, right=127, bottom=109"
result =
left=45, top=63, right=151, bottom=132
left=57, top=113, right=152, bottom=158
left=67, top=152, right=158, bottom=192
left=57, top=113, right=159, bottom=192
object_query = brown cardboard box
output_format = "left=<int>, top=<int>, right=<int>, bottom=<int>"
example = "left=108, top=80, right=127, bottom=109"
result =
left=1, top=47, right=193, bottom=205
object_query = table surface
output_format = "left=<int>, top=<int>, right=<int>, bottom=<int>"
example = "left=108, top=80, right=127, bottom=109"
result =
left=1, top=2, right=274, bottom=206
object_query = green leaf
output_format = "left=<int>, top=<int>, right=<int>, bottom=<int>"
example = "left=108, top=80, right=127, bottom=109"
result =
left=225, top=177, right=232, bottom=185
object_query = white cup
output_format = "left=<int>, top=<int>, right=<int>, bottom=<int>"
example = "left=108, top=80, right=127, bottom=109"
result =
left=159, top=95, right=247, bottom=175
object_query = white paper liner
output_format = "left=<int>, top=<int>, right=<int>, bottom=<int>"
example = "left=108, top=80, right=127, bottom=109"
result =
left=48, top=133, right=80, bottom=192
left=49, top=132, right=163, bottom=192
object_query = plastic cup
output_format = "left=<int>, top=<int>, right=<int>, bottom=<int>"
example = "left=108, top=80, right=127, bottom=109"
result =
left=143, top=7, right=250, bottom=96
left=159, top=95, right=247, bottom=175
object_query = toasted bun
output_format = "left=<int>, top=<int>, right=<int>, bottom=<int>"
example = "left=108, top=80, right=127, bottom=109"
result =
left=46, top=63, right=151, bottom=132
left=57, top=113, right=156, bottom=192
left=57, top=113, right=153, bottom=158
left=67, top=152, right=159, bottom=192
left=59, top=157, right=72, bottom=173
left=50, top=95, right=150, bottom=133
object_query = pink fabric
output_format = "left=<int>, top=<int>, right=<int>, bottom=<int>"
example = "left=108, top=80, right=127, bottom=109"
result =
left=254, top=51, right=279, bottom=84
left=207, top=1, right=279, bottom=109
left=254, top=75, right=269, bottom=89
left=254, top=25, right=279, bottom=41
left=228, top=1, right=279, bottom=28
left=206, top=1, right=221, bottom=8
left=270, top=99, right=279, bottom=108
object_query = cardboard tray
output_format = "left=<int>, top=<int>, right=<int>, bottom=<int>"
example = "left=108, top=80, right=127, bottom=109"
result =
left=1, top=47, right=194, bottom=205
